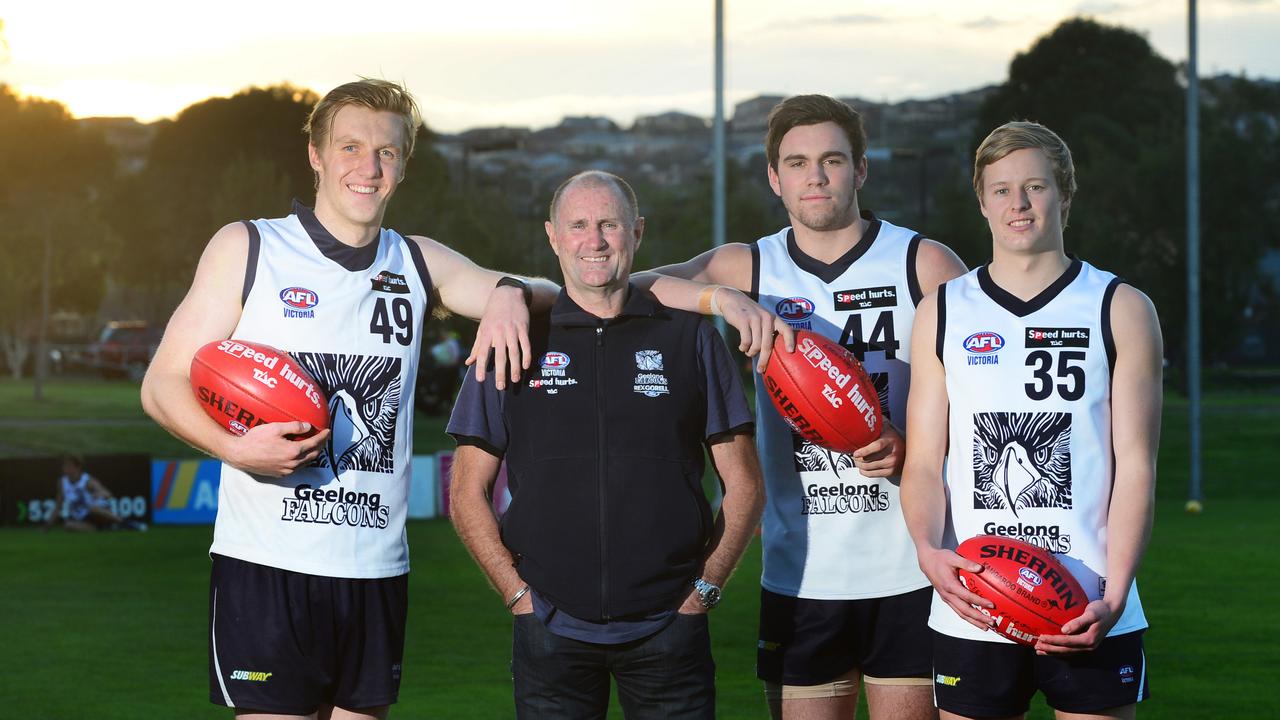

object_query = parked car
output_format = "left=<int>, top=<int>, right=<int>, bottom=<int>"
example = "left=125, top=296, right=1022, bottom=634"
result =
left=88, top=321, right=162, bottom=381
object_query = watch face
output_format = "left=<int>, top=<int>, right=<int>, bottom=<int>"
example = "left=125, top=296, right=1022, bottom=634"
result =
left=697, top=580, right=721, bottom=608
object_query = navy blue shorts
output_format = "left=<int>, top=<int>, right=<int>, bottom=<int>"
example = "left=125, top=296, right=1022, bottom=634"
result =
left=757, top=586, right=933, bottom=685
left=208, top=553, right=408, bottom=714
left=932, top=629, right=1150, bottom=717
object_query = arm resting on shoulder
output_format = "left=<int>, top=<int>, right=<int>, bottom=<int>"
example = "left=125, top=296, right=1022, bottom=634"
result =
left=638, top=243, right=794, bottom=371
left=411, top=235, right=558, bottom=388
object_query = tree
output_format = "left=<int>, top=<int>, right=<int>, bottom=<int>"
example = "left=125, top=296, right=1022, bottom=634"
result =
left=0, top=85, right=116, bottom=379
left=945, top=17, right=1273, bottom=364
left=102, top=85, right=319, bottom=312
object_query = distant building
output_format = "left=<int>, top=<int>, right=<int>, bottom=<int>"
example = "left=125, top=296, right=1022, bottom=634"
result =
left=633, top=111, right=709, bottom=134
left=730, top=95, right=784, bottom=134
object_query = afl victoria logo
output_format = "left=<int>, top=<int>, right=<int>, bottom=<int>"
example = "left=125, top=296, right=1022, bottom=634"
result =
left=279, top=287, right=319, bottom=309
left=775, top=297, right=815, bottom=322
left=541, top=352, right=570, bottom=369
left=964, top=331, right=1004, bottom=354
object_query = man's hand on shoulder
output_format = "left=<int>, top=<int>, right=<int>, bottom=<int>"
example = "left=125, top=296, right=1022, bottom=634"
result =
left=222, top=422, right=330, bottom=477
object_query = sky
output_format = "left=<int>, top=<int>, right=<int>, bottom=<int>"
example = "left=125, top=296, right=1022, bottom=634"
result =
left=2, top=0, right=1278, bottom=133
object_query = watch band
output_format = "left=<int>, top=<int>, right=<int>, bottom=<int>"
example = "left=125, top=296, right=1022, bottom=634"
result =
left=496, top=276, right=533, bottom=307
left=693, top=577, right=722, bottom=609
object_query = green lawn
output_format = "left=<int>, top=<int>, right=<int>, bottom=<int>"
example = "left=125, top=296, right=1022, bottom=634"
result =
left=1, top=378, right=1277, bottom=718
left=0, top=378, right=455, bottom=458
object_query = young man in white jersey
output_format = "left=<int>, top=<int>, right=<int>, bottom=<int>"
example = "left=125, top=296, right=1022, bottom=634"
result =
left=653, top=94, right=967, bottom=720
left=141, top=78, right=784, bottom=720
left=44, top=454, right=145, bottom=532
left=901, top=121, right=1162, bottom=719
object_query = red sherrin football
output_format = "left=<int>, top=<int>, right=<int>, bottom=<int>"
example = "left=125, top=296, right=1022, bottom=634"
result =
left=190, top=339, right=329, bottom=437
left=761, top=329, right=882, bottom=454
left=955, top=535, right=1088, bottom=647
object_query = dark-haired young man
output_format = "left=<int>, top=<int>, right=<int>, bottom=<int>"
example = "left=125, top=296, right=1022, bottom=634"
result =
left=653, top=94, right=967, bottom=720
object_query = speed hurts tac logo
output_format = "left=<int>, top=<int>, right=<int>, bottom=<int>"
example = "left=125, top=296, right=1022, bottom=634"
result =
left=1026, top=327, right=1090, bottom=348
left=775, top=297, right=815, bottom=329
left=279, top=286, right=319, bottom=319
left=370, top=270, right=410, bottom=294
left=964, top=331, right=1004, bottom=365
left=833, top=286, right=897, bottom=311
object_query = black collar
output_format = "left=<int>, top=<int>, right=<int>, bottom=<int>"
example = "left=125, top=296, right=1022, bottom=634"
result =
left=785, top=209, right=882, bottom=284
left=977, top=255, right=1083, bottom=317
left=550, top=284, right=665, bottom=327
left=293, top=199, right=381, bottom=272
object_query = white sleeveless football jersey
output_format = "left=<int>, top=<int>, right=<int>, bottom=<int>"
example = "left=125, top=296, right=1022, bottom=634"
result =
left=61, top=473, right=101, bottom=520
left=209, top=202, right=430, bottom=579
left=930, top=258, right=1147, bottom=641
left=754, top=213, right=930, bottom=599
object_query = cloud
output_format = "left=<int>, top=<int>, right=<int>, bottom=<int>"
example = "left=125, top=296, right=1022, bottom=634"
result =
left=1073, top=1, right=1131, bottom=14
left=960, top=16, right=1016, bottom=29
left=825, top=14, right=892, bottom=25
left=746, top=12, right=894, bottom=33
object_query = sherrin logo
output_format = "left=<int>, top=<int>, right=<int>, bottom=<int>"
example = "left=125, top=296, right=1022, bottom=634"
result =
left=964, top=331, right=1004, bottom=353
left=541, top=352, right=570, bottom=369
left=279, top=287, right=319, bottom=309
left=775, top=297, right=815, bottom=322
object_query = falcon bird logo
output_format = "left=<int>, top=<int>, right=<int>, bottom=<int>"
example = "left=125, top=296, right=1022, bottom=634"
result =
left=972, top=412, right=1072, bottom=515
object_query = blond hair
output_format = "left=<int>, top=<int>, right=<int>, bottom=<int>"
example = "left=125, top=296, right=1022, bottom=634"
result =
left=305, top=78, right=422, bottom=157
left=973, top=121, right=1076, bottom=224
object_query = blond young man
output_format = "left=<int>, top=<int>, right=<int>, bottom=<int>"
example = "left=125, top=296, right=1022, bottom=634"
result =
left=901, top=121, right=1161, bottom=720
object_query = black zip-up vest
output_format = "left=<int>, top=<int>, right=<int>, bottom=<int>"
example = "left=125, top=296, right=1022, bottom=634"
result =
left=500, top=287, right=714, bottom=621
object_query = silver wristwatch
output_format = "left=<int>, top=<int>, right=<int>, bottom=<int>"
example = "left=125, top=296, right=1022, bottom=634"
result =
left=693, top=577, right=722, bottom=609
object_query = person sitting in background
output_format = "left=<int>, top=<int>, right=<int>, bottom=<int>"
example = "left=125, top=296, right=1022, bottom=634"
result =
left=45, top=454, right=146, bottom=532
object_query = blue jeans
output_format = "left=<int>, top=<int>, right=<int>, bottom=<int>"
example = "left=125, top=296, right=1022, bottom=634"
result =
left=511, top=612, right=716, bottom=719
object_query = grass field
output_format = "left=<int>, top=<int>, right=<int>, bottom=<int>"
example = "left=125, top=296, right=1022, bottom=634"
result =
left=1, top=378, right=1277, bottom=718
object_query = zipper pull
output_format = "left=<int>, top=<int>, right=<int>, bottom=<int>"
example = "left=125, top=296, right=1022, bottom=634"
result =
left=596, top=325, right=604, bottom=347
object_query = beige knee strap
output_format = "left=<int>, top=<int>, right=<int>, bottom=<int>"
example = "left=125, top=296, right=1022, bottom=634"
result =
left=862, top=674, right=933, bottom=687
left=764, top=669, right=860, bottom=700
